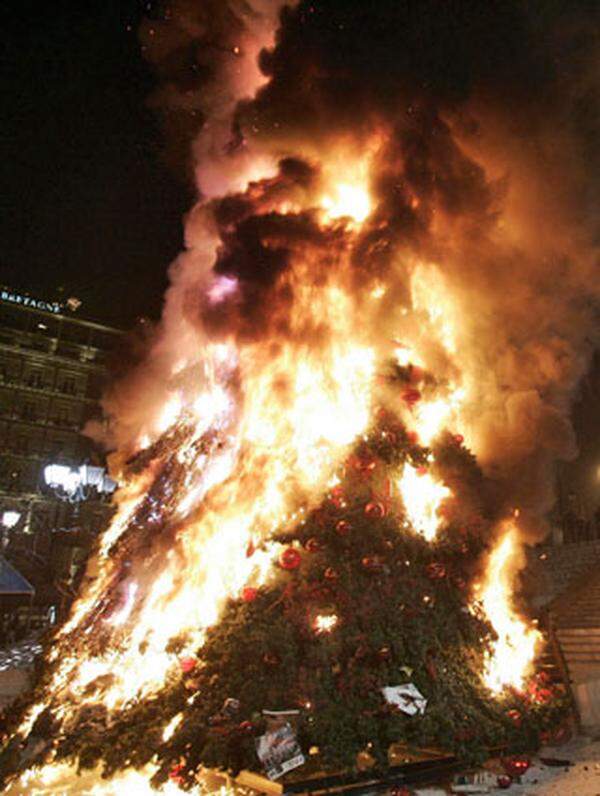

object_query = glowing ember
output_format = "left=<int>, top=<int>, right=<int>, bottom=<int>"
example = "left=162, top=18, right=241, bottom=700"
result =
left=477, top=524, right=542, bottom=693
left=397, top=463, right=451, bottom=541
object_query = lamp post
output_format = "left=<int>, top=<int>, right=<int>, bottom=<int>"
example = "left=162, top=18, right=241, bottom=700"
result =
left=1, top=510, right=21, bottom=550
left=43, top=463, right=117, bottom=506
left=43, top=463, right=117, bottom=618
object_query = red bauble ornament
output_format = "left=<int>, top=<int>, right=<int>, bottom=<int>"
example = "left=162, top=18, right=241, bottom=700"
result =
left=169, top=763, right=185, bottom=784
left=335, top=520, right=351, bottom=536
left=330, top=485, right=346, bottom=508
left=364, top=501, right=386, bottom=518
left=502, top=755, right=531, bottom=778
left=179, top=656, right=197, bottom=674
left=324, top=566, right=339, bottom=581
left=506, top=708, right=522, bottom=727
left=279, top=548, right=302, bottom=570
left=409, top=364, right=424, bottom=383
left=401, top=387, right=421, bottom=407
left=425, top=562, right=446, bottom=580
left=453, top=433, right=464, bottom=444
left=390, top=787, right=411, bottom=796
left=497, top=775, right=513, bottom=789
left=238, top=720, right=255, bottom=734
left=241, top=587, right=258, bottom=603
left=406, top=430, right=419, bottom=445
left=304, top=537, right=323, bottom=553
left=534, top=687, right=553, bottom=704
left=362, top=555, right=383, bottom=571
left=416, top=466, right=428, bottom=476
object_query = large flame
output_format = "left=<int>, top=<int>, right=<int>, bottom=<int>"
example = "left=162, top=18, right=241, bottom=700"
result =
left=6, top=144, right=541, bottom=796
left=397, top=463, right=450, bottom=541
left=477, top=522, right=542, bottom=693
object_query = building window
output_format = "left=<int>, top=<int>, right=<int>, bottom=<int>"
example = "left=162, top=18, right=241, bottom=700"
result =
left=27, top=370, right=45, bottom=389
left=21, top=402, right=38, bottom=421
left=53, top=404, right=71, bottom=426
left=58, top=375, right=79, bottom=395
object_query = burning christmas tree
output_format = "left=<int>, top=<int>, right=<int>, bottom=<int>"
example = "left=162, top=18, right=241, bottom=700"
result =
left=2, top=0, right=598, bottom=792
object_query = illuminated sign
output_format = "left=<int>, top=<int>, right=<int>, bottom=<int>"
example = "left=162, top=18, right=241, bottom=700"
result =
left=0, top=289, right=62, bottom=315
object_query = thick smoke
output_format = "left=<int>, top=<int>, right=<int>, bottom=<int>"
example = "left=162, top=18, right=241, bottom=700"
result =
left=106, top=0, right=599, bottom=540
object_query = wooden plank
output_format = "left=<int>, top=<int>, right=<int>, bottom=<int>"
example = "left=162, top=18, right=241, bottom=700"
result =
left=236, top=770, right=283, bottom=795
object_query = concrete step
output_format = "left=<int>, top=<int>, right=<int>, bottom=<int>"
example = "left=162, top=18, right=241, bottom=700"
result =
left=561, top=652, right=600, bottom=663
left=557, top=627, right=600, bottom=636
left=554, top=614, right=600, bottom=633
left=560, top=636, right=600, bottom=654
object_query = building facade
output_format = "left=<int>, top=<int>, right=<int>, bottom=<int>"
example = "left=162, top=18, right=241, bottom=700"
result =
left=0, top=288, right=122, bottom=591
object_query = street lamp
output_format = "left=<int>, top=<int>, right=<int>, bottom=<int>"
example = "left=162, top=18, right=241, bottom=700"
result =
left=1, top=510, right=21, bottom=549
left=43, top=464, right=117, bottom=504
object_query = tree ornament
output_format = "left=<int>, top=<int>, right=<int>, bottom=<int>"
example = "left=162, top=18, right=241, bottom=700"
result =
left=497, top=775, right=512, bottom=789
left=362, top=555, right=383, bottom=571
left=246, top=539, right=256, bottom=558
left=169, top=763, right=185, bottom=785
left=377, top=646, right=392, bottom=661
left=416, top=466, right=428, bottom=476
left=179, top=656, right=197, bottom=674
left=279, top=548, right=302, bottom=570
left=534, top=687, right=553, bottom=704
left=324, top=566, right=339, bottom=581
left=335, top=520, right=351, bottom=536
left=401, top=387, right=421, bottom=407
left=238, top=720, right=255, bottom=734
left=263, top=652, right=280, bottom=667
left=391, top=787, right=411, bottom=796
left=364, top=501, right=386, bottom=518
left=425, top=562, right=446, bottom=580
left=221, top=697, right=241, bottom=717
left=454, top=433, right=464, bottom=444
left=184, top=677, right=200, bottom=692
left=406, top=430, right=419, bottom=445
left=353, top=453, right=377, bottom=475
left=506, top=708, right=522, bottom=727
left=502, top=756, right=531, bottom=778
left=356, top=750, right=375, bottom=770
left=304, top=537, right=323, bottom=553
left=409, top=364, right=424, bottom=383
left=330, top=485, right=346, bottom=508
left=241, top=587, right=258, bottom=603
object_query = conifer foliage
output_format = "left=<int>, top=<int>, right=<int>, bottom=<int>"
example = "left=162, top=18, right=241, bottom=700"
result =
left=0, top=406, right=569, bottom=790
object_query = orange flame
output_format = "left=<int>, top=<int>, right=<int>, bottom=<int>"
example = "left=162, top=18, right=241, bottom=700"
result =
left=477, top=523, right=542, bottom=693
left=7, top=143, right=542, bottom=791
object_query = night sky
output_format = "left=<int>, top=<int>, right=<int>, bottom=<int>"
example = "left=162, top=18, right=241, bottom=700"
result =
left=1, top=0, right=190, bottom=329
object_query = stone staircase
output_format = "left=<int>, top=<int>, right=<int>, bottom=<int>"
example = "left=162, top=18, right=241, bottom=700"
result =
left=548, top=564, right=600, bottom=727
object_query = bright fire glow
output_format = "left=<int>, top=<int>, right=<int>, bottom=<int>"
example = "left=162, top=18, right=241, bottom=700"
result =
left=477, top=524, right=542, bottom=693
left=5, top=130, right=543, bottom=793
left=313, top=613, right=339, bottom=634
left=322, top=182, right=371, bottom=223
left=397, top=463, right=450, bottom=541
